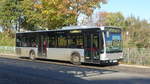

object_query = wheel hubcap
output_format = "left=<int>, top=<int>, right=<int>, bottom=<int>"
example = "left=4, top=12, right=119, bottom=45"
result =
left=30, top=53, right=35, bottom=60
left=73, top=56, right=79, bottom=63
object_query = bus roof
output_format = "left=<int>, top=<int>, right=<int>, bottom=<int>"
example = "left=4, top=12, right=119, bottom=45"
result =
left=16, top=26, right=121, bottom=34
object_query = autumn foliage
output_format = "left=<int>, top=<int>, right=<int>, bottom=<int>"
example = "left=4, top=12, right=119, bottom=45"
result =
left=19, top=0, right=107, bottom=30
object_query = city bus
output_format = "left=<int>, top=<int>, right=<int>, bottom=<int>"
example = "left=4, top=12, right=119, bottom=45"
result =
left=16, top=26, right=123, bottom=64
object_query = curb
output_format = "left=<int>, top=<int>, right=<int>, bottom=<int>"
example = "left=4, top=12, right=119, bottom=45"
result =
left=119, top=64, right=150, bottom=69
left=0, top=54, right=18, bottom=59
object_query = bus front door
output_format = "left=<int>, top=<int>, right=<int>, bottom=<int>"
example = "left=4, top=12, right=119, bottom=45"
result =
left=84, top=33, right=100, bottom=63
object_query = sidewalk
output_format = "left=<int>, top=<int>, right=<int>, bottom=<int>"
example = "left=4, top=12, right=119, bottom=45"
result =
left=119, top=64, right=150, bottom=69
left=0, top=54, right=18, bottom=59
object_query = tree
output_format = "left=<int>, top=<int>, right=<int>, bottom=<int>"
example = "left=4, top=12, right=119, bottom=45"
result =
left=66, top=0, right=107, bottom=24
left=125, top=16, right=150, bottom=48
left=97, top=12, right=125, bottom=28
left=96, top=12, right=150, bottom=48
left=20, top=0, right=107, bottom=30
left=0, top=0, right=20, bottom=31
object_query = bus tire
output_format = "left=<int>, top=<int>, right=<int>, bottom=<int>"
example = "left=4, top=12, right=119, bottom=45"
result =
left=71, top=53, right=81, bottom=65
left=29, top=50, right=35, bottom=60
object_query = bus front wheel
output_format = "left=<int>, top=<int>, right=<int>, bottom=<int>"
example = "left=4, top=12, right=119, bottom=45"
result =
left=71, top=53, right=81, bottom=65
left=29, top=51, right=35, bottom=60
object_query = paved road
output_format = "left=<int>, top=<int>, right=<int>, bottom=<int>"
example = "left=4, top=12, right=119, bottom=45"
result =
left=0, top=57, right=150, bottom=84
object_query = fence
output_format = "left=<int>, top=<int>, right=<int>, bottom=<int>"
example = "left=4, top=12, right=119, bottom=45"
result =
left=123, top=48, right=150, bottom=66
left=0, top=46, right=15, bottom=55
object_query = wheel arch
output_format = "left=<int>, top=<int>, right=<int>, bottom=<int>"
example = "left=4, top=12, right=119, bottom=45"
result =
left=29, top=49, right=36, bottom=56
left=70, top=51, right=81, bottom=64
left=71, top=51, right=81, bottom=57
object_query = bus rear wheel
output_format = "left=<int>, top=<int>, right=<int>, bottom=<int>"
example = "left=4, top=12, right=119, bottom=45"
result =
left=71, top=53, right=81, bottom=65
left=29, top=51, right=35, bottom=60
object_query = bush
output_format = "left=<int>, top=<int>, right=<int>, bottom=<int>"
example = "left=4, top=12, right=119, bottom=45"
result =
left=0, top=31, right=15, bottom=46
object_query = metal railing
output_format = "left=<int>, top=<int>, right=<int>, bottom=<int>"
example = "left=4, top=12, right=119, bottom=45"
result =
left=0, top=46, right=15, bottom=55
left=123, top=48, right=150, bottom=66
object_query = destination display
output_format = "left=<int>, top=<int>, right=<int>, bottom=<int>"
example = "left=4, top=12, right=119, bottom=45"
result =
left=105, top=27, right=121, bottom=33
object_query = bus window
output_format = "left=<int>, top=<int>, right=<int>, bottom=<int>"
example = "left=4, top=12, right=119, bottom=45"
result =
left=68, top=35, right=83, bottom=48
left=76, top=36, right=83, bottom=48
left=22, top=37, right=27, bottom=47
left=31, top=39, right=36, bottom=47
left=49, top=36, right=57, bottom=48
left=16, top=37, right=21, bottom=47
left=18, top=35, right=36, bottom=47
left=57, top=35, right=67, bottom=48
left=69, top=39, right=76, bottom=48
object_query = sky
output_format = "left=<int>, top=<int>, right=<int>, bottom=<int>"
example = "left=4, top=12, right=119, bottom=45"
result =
left=96, top=0, right=150, bottom=22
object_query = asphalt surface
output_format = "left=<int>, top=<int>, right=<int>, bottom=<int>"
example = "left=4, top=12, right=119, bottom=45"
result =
left=0, top=57, right=150, bottom=84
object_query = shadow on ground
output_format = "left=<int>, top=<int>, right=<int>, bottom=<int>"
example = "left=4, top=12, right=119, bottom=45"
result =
left=20, top=57, right=119, bottom=67
left=0, top=57, right=149, bottom=84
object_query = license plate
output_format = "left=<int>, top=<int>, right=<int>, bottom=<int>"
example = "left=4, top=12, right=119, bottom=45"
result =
left=113, top=60, right=118, bottom=62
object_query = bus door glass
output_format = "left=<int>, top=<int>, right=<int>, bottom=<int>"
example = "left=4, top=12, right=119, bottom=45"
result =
left=38, top=34, right=48, bottom=57
left=84, top=33, right=100, bottom=62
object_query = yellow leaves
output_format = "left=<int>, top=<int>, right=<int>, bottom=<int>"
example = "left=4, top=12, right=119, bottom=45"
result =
left=42, top=10, right=49, bottom=15
left=99, top=12, right=109, bottom=17
left=57, top=4, right=64, bottom=9
left=43, top=0, right=48, bottom=1
left=52, top=0, right=56, bottom=5
left=34, top=4, right=43, bottom=9
left=19, top=0, right=107, bottom=29
left=42, top=0, right=58, bottom=5
left=62, top=0, right=70, bottom=4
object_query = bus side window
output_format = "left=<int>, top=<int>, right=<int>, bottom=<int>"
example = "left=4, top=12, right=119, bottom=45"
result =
left=77, top=42, right=83, bottom=48
left=32, top=40, right=36, bottom=47
left=16, top=37, right=21, bottom=47
left=70, top=39, right=76, bottom=48
left=59, top=36, right=67, bottom=48
left=67, top=35, right=83, bottom=49
left=49, top=36, right=57, bottom=48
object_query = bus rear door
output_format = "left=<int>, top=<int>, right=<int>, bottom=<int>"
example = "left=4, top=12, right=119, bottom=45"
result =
left=38, top=35, right=48, bottom=57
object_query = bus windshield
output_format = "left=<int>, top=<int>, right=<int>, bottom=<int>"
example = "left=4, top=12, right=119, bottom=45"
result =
left=105, top=30, right=122, bottom=53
